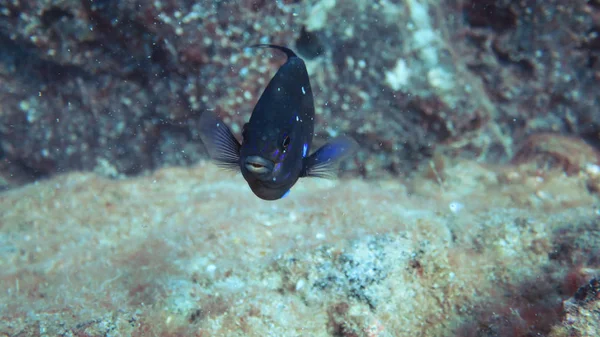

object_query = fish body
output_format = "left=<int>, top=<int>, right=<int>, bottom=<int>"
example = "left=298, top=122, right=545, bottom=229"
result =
left=199, top=44, right=356, bottom=200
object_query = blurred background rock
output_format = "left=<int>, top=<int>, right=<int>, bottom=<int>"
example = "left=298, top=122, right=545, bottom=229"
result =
left=1, top=0, right=598, bottom=188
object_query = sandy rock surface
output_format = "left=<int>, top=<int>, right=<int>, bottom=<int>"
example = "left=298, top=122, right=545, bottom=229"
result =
left=1, top=160, right=598, bottom=336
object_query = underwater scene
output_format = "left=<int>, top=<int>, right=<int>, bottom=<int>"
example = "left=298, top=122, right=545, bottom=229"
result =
left=1, top=0, right=599, bottom=336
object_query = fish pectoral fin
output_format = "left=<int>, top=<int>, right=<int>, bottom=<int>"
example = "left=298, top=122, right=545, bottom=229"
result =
left=301, top=136, right=358, bottom=179
left=198, top=110, right=241, bottom=171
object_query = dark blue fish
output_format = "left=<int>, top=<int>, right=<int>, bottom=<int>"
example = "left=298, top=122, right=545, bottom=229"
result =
left=199, top=44, right=357, bottom=200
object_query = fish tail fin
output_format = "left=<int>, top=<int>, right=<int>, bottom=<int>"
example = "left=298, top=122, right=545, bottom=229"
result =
left=300, top=136, right=358, bottom=179
left=249, top=44, right=298, bottom=60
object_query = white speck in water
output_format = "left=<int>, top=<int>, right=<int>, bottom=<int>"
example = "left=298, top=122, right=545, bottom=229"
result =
left=586, top=163, right=600, bottom=176
left=206, top=264, right=217, bottom=277
left=301, top=86, right=306, bottom=95
left=277, top=87, right=281, bottom=91
left=296, top=115, right=299, bottom=122
left=295, top=279, right=305, bottom=291
left=449, top=202, right=464, bottom=213
left=315, top=232, right=325, bottom=240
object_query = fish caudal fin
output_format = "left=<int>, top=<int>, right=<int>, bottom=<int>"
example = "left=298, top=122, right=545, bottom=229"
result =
left=198, top=110, right=241, bottom=171
left=301, top=136, right=358, bottom=179
left=249, top=44, right=298, bottom=60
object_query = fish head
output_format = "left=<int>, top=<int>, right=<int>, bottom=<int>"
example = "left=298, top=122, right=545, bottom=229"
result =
left=239, top=118, right=309, bottom=200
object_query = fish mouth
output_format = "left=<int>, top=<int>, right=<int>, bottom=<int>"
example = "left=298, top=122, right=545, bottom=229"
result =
left=244, top=156, right=274, bottom=174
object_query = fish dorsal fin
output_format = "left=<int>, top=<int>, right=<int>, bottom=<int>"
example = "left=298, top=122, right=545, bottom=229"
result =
left=249, top=44, right=298, bottom=60
left=198, top=110, right=241, bottom=171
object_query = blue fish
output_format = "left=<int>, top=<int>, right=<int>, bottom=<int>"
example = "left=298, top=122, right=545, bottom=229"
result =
left=199, top=44, right=357, bottom=200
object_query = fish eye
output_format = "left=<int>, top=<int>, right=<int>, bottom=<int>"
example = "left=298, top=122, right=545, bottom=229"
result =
left=282, top=135, right=291, bottom=148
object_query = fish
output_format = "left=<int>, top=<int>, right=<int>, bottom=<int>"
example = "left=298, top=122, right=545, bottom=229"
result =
left=199, top=44, right=357, bottom=200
